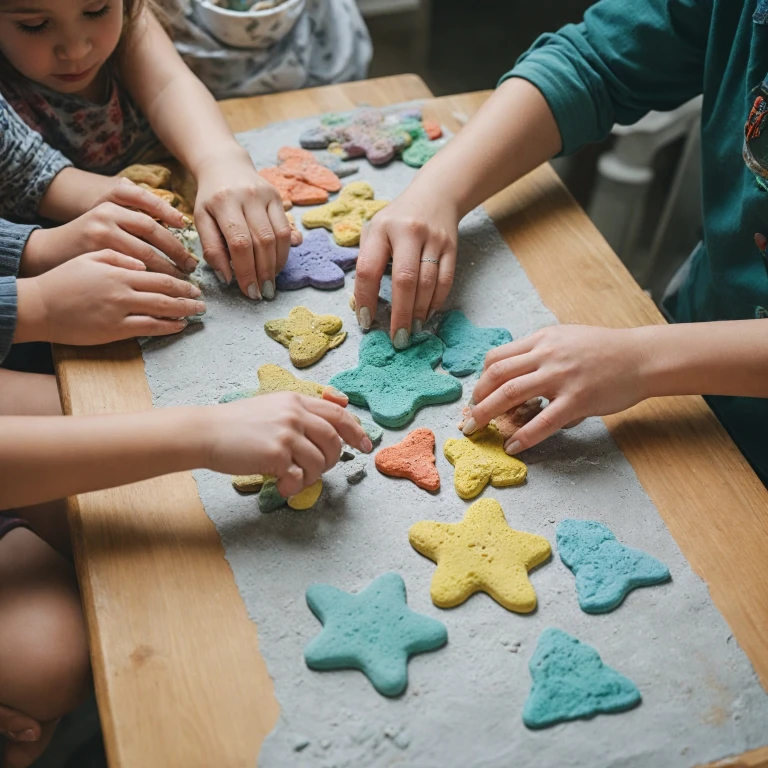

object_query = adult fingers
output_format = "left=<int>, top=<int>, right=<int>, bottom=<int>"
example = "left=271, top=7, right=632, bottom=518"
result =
left=128, top=270, right=202, bottom=299
left=127, top=293, right=206, bottom=320
left=303, top=412, right=343, bottom=471
left=353, top=223, right=390, bottom=330
left=482, top=336, right=538, bottom=372
left=242, top=204, right=276, bottom=300
left=504, top=400, right=572, bottom=454
left=388, top=230, right=425, bottom=348
left=214, top=203, right=259, bottom=300
left=411, top=257, right=438, bottom=332
left=196, top=208, right=232, bottom=285
left=122, top=316, right=189, bottom=337
left=303, top=397, right=372, bottom=453
left=428, top=252, right=456, bottom=319
left=267, top=199, right=292, bottom=280
left=101, top=177, right=186, bottom=230
left=321, top=385, right=349, bottom=407
left=119, top=209, right=198, bottom=274
left=464, top=372, right=543, bottom=434
left=472, top=351, right=539, bottom=413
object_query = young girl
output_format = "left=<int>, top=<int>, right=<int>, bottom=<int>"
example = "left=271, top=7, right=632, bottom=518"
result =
left=0, top=0, right=289, bottom=302
left=354, top=0, right=768, bottom=486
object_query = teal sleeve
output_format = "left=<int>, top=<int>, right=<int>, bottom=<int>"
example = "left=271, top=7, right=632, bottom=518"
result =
left=500, top=0, right=713, bottom=155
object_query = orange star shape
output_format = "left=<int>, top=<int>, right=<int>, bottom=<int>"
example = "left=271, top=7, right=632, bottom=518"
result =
left=408, top=498, right=551, bottom=612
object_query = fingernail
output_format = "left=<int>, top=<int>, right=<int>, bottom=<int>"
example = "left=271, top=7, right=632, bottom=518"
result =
left=195, top=301, right=206, bottom=316
left=393, top=328, right=410, bottom=349
left=182, top=215, right=193, bottom=227
left=15, top=729, right=38, bottom=742
left=327, top=386, right=348, bottom=401
left=360, top=436, right=373, bottom=453
left=358, top=306, right=372, bottom=330
left=178, top=318, right=189, bottom=329
left=189, top=285, right=202, bottom=298
left=248, top=282, right=262, bottom=301
left=427, top=309, right=436, bottom=322
left=215, top=270, right=227, bottom=285
left=184, top=256, right=199, bottom=273
left=505, top=440, right=522, bottom=455
left=261, top=280, right=275, bottom=300
left=349, top=294, right=356, bottom=311
left=462, top=417, right=477, bottom=436
left=412, top=319, right=423, bottom=334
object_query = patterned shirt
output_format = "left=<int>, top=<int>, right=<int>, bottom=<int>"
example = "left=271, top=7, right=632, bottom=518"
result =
left=0, top=70, right=165, bottom=176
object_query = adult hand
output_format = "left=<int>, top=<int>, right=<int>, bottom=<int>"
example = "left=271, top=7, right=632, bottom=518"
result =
left=353, top=190, right=459, bottom=348
left=21, top=195, right=197, bottom=279
left=15, top=251, right=205, bottom=345
left=463, top=325, right=648, bottom=453
left=193, top=150, right=292, bottom=300
left=205, top=393, right=373, bottom=498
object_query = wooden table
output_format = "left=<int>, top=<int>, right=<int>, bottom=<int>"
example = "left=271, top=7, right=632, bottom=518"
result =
left=53, top=75, right=768, bottom=768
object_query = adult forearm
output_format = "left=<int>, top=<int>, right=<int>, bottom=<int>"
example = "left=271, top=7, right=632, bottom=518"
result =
left=637, top=320, right=768, bottom=399
left=408, top=78, right=562, bottom=218
left=0, top=407, right=207, bottom=510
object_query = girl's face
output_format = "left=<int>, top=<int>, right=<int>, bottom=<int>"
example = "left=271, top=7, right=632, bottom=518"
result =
left=0, top=0, right=124, bottom=97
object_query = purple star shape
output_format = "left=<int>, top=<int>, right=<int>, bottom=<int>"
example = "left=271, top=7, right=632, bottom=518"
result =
left=276, top=230, right=359, bottom=291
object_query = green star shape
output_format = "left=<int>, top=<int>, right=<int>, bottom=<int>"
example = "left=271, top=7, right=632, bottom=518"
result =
left=304, top=572, right=448, bottom=697
left=329, top=331, right=462, bottom=427
left=437, top=310, right=513, bottom=377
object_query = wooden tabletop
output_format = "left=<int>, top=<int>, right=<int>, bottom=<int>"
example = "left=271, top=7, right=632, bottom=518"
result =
left=53, top=75, right=768, bottom=768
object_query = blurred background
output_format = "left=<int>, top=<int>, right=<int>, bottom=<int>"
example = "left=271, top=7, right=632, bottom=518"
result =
left=362, top=0, right=703, bottom=305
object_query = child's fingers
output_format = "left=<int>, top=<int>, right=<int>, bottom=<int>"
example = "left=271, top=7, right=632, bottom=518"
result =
left=118, top=210, right=198, bottom=274
left=121, top=316, right=189, bottom=337
left=91, top=250, right=147, bottom=271
left=196, top=209, right=232, bottom=284
left=411, top=256, right=439, bottom=330
left=98, top=227, right=187, bottom=279
left=503, top=400, right=571, bottom=454
left=302, top=413, right=343, bottom=471
left=427, top=252, right=456, bottom=320
left=243, top=203, right=279, bottom=300
left=353, top=223, right=389, bottom=329
left=266, top=199, right=293, bottom=276
left=472, top=351, right=538, bottom=408
left=102, top=177, right=186, bottom=230
left=287, top=436, right=326, bottom=488
left=466, top=372, right=543, bottom=433
left=303, top=397, right=372, bottom=453
left=276, top=464, right=305, bottom=498
left=128, top=270, right=202, bottom=299
left=321, top=385, right=349, bottom=407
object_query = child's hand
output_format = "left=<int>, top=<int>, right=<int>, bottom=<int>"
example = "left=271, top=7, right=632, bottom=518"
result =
left=463, top=325, right=649, bottom=453
left=15, top=251, right=205, bottom=346
left=192, top=151, right=292, bottom=300
left=354, top=191, right=459, bottom=345
left=92, top=176, right=188, bottom=231
left=205, top=393, right=373, bottom=497
left=21, top=200, right=197, bottom=279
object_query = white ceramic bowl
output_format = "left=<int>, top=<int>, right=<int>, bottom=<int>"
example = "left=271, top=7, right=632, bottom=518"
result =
left=193, top=0, right=305, bottom=50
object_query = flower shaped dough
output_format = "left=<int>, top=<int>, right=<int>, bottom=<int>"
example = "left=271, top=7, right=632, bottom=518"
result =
left=264, top=306, right=346, bottom=368
left=302, top=182, right=388, bottom=247
left=276, top=230, right=358, bottom=291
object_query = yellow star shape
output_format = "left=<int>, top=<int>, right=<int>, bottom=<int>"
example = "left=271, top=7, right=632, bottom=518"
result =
left=444, top=424, right=527, bottom=499
left=409, top=498, right=551, bottom=612
left=302, top=181, right=388, bottom=246
left=264, top=306, right=346, bottom=368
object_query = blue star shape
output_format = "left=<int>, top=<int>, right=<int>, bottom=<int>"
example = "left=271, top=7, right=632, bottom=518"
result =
left=557, top=520, right=671, bottom=614
left=304, top=572, right=448, bottom=697
left=437, top=310, right=513, bottom=376
left=329, top=331, right=463, bottom=427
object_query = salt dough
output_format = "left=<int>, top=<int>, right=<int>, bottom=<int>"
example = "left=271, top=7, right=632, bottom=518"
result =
left=219, top=364, right=326, bottom=403
left=557, top=520, right=671, bottom=614
left=118, top=163, right=171, bottom=188
left=275, top=147, right=342, bottom=192
left=304, top=572, right=448, bottom=697
left=409, top=498, right=551, bottom=612
left=444, top=424, right=527, bottom=499
left=232, top=473, right=265, bottom=492
left=358, top=417, right=384, bottom=446
left=288, top=479, right=323, bottom=510
left=522, top=628, right=641, bottom=728
left=299, top=108, right=444, bottom=168
left=437, top=310, right=513, bottom=377
left=329, top=331, right=462, bottom=428
left=375, top=428, right=440, bottom=491
left=264, top=306, right=346, bottom=368
left=259, top=478, right=287, bottom=513
left=258, top=166, right=330, bottom=209
left=302, top=182, right=388, bottom=247
left=276, top=230, right=358, bottom=291
left=402, top=138, right=446, bottom=169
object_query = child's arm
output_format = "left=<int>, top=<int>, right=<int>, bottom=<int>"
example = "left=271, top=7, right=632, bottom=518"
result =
left=0, top=395, right=372, bottom=510
left=354, top=0, right=712, bottom=342
left=120, top=11, right=292, bottom=300
left=462, top=321, right=768, bottom=454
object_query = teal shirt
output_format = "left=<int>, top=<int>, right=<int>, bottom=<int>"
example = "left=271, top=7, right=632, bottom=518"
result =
left=503, top=0, right=768, bottom=484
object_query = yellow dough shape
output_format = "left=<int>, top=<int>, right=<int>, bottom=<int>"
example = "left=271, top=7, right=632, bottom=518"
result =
left=444, top=424, right=527, bottom=499
left=288, top=479, right=323, bottom=510
left=301, top=181, right=388, bottom=246
left=255, top=364, right=326, bottom=397
left=232, top=474, right=266, bottom=493
left=409, top=498, right=551, bottom=612
left=264, top=306, right=346, bottom=368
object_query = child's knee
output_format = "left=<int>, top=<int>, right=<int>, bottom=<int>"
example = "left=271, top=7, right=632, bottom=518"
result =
left=0, top=529, right=91, bottom=721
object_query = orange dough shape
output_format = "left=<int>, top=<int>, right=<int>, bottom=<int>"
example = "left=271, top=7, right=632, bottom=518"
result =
left=259, top=166, right=329, bottom=207
left=375, top=428, right=440, bottom=492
